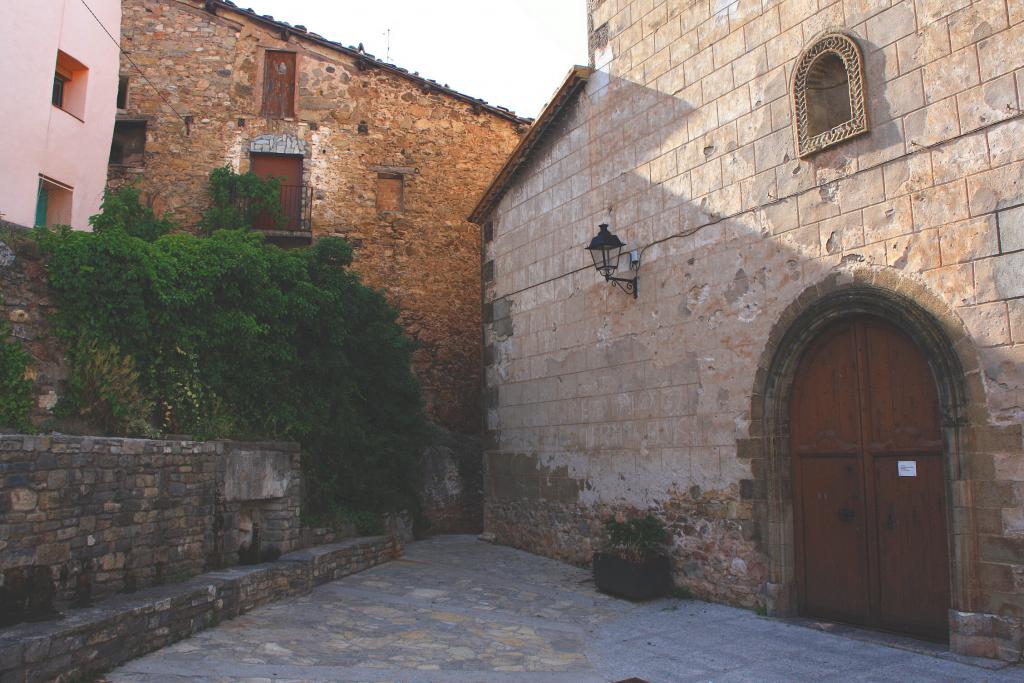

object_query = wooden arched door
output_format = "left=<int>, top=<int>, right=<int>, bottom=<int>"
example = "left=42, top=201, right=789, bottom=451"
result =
left=790, top=316, right=950, bottom=640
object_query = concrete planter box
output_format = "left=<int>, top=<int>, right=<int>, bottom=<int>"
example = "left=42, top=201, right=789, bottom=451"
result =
left=593, top=552, right=671, bottom=601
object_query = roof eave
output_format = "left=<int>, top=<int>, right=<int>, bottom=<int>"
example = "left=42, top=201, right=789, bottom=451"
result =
left=469, top=66, right=592, bottom=225
left=206, top=0, right=532, bottom=125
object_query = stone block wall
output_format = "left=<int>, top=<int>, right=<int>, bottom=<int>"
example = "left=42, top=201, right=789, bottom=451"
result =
left=480, top=0, right=1024, bottom=661
left=0, top=226, right=66, bottom=426
left=110, top=0, right=528, bottom=434
left=0, top=434, right=301, bottom=610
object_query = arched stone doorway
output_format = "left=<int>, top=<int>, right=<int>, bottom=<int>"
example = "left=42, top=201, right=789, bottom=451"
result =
left=790, top=315, right=948, bottom=639
left=749, top=271, right=984, bottom=641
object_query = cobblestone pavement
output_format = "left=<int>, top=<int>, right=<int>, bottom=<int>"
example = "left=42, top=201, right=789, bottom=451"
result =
left=106, top=536, right=1021, bottom=682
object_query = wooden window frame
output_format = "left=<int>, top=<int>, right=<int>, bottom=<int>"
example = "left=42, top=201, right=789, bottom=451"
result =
left=52, top=73, right=67, bottom=108
left=261, top=49, right=297, bottom=119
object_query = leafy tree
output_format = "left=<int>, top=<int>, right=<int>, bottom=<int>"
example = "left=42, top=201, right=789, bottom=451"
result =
left=39, top=188, right=426, bottom=511
left=90, top=185, right=173, bottom=241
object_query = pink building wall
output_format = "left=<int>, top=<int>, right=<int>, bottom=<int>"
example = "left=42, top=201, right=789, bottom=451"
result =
left=0, top=0, right=121, bottom=230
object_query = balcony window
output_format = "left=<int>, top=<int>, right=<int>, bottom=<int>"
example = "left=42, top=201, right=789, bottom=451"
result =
left=251, top=153, right=309, bottom=232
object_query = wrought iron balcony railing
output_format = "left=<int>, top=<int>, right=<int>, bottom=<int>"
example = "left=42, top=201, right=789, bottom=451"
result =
left=252, top=184, right=313, bottom=233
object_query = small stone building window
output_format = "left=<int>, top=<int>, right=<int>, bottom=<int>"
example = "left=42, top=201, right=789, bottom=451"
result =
left=376, top=173, right=404, bottom=212
left=109, top=120, right=146, bottom=166
left=262, top=50, right=296, bottom=119
left=792, top=31, right=868, bottom=157
left=116, top=76, right=129, bottom=110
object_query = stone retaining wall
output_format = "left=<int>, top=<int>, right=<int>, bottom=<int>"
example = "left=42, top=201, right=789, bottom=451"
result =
left=0, top=536, right=401, bottom=683
left=0, top=434, right=301, bottom=612
left=0, top=228, right=65, bottom=426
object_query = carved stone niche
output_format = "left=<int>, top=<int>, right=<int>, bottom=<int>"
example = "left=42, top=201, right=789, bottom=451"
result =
left=791, top=31, right=868, bottom=158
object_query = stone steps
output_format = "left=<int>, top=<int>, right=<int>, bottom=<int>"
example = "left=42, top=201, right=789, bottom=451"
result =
left=0, top=535, right=401, bottom=683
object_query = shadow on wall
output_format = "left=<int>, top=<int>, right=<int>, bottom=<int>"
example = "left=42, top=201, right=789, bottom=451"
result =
left=484, top=31, right=1022, bottom=608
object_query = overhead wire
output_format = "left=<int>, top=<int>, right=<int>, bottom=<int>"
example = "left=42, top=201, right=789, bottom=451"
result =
left=492, top=108, right=1024, bottom=302
left=77, top=0, right=192, bottom=132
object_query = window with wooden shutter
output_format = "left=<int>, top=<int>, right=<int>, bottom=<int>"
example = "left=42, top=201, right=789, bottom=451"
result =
left=262, top=50, right=296, bottom=119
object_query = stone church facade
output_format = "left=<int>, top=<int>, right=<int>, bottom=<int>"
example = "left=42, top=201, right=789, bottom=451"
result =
left=475, top=0, right=1024, bottom=659
left=109, top=0, right=527, bottom=434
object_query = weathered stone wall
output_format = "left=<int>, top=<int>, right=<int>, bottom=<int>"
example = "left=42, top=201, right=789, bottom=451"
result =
left=0, top=227, right=66, bottom=426
left=0, top=434, right=301, bottom=609
left=420, top=429, right=484, bottom=534
left=110, top=0, right=526, bottom=434
left=481, top=0, right=1024, bottom=661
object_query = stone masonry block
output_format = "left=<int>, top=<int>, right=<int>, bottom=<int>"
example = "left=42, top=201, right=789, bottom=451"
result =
left=997, top=206, right=1024, bottom=252
left=978, top=23, right=1024, bottom=81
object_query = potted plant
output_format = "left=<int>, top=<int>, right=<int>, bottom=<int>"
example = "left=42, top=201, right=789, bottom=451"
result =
left=593, top=513, right=672, bottom=600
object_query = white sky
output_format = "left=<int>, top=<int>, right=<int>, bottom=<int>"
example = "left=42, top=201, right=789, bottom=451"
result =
left=237, top=0, right=590, bottom=119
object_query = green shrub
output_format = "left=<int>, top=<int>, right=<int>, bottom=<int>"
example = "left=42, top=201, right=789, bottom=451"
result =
left=0, top=298, right=33, bottom=432
left=200, top=166, right=283, bottom=233
left=38, top=188, right=426, bottom=511
left=61, top=335, right=154, bottom=437
left=601, top=513, right=670, bottom=563
left=90, top=186, right=173, bottom=242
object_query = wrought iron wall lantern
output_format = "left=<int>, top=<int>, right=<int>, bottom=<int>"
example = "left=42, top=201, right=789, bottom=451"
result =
left=586, top=223, right=640, bottom=298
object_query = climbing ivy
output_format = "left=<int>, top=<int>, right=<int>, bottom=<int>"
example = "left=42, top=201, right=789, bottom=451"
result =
left=38, top=187, right=427, bottom=512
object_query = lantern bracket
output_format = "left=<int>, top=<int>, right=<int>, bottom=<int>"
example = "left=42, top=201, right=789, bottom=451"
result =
left=603, top=250, right=639, bottom=298
left=586, top=223, right=640, bottom=299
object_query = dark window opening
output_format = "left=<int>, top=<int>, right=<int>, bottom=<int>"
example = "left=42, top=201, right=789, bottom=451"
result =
left=109, top=120, right=147, bottom=166
left=116, top=76, right=129, bottom=110
left=805, top=53, right=852, bottom=138
left=52, top=74, right=67, bottom=108
left=262, top=50, right=296, bottom=119
left=376, top=173, right=404, bottom=212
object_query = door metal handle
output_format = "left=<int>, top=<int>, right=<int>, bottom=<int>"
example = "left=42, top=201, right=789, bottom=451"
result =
left=838, top=507, right=856, bottom=521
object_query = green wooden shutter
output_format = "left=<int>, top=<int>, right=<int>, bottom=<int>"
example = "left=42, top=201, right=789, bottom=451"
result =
left=35, top=183, right=49, bottom=227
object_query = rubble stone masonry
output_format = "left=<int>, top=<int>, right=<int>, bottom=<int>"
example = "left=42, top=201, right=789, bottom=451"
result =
left=111, top=0, right=526, bottom=433
left=480, top=0, right=1024, bottom=661
left=0, top=434, right=302, bottom=608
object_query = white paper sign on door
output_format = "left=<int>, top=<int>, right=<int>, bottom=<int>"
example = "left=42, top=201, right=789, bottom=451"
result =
left=897, top=460, right=917, bottom=477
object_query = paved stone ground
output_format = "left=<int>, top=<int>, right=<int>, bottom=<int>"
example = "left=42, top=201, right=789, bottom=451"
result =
left=105, top=536, right=1021, bottom=682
